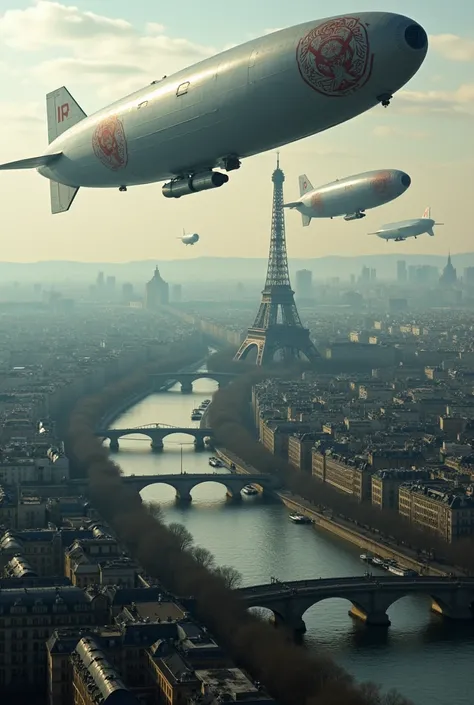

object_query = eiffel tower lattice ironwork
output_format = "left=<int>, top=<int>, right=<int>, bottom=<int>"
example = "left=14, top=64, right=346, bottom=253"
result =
left=234, top=155, right=319, bottom=366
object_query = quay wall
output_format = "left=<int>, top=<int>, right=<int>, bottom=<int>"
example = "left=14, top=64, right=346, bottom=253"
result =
left=214, top=448, right=450, bottom=578
left=98, top=354, right=210, bottom=428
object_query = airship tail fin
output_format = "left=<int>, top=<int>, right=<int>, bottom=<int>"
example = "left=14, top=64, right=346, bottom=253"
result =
left=49, top=180, right=80, bottom=214
left=49, top=181, right=79, bottom=215
left=0, top=153, right=62, bottom=171
left=301, top=213, right=311, bottom=227
left=422, top=206, right=431, bottom=219
left=299, top=174, right=313, bottom=197
left=427, top=227, right=435, bottom=236
left=46, top=86, right=87, bottom=144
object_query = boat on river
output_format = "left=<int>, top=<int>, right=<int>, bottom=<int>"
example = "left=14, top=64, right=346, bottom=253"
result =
left=360, top=553, right=374, bottom=564
left=388, top=564, right=418, bottom=577
left=242, top=485, right=259, bottom=496
left=289, top=513, right=312, bottom=524
left=372, top=556, right=385, bottom=566
left=208, top=456, right=223, bottom=468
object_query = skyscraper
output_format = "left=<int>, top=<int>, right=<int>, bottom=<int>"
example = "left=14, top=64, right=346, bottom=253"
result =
left=171, top=284, right=182, bottom=302
left=295, top=269, right=312, bottom=299
left=439, top=253, right=457, bottom=287
left=397, top=260, right=407, bottom=283
left=146, top=266, right=169, bottom=308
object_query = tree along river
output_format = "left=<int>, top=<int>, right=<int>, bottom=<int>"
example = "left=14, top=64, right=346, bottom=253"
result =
left=108, top=374, right=473, bottom=705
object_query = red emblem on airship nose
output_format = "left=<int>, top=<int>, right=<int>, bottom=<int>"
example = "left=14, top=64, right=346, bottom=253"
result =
left=372, top=171, right=392, bottom=195
left=297, top=16, right=374, bottom=97
left=92, top=115, right=128, bottom=171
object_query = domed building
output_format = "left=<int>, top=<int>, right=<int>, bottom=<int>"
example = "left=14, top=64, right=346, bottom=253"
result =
left=145, top=265, right=169, bottom=308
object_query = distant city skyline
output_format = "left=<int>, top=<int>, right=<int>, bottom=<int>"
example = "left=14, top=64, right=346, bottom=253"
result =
left=0, top=0, right=473, bottom=261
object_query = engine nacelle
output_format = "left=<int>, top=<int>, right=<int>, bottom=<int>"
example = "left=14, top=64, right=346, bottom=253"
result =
left=344, top=211, right=366, bottom=222
left=162, top=171, right=229, bottom=199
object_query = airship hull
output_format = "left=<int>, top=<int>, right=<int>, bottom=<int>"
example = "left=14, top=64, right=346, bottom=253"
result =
left=36, top=13, right=428, bottom=190
left=297, top=170, right=410, bottom=219
left=376, top=218, right=436, bottom=239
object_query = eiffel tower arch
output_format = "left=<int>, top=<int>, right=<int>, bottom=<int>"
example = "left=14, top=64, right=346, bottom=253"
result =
left=234, top=156, right=319, bottom=366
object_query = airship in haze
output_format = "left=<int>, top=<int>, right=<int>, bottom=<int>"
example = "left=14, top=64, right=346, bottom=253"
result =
left=284, top=169, right=411, bottom=226
left=371, top=206, right=444, bottom=242
left=179, top=230, right=200, bottom=246
left=0, top=13, right=428, bottom=214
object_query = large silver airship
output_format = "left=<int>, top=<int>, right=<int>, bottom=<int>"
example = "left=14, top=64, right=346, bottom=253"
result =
left=371, top=206, right=444, bottom=242
left=179, top=230, right=200, bottom=246
left=284, top=169, right=411, bottom=226
left=0, top=13, right=428, bottom=215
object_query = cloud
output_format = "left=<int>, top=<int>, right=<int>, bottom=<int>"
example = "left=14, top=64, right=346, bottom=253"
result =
left=430, top=34, right=474, bottom=62
left=0, top=101, right=42, bottom=125
left=372, top=125, right=428, bottom=139
left=0, top=1, right=134, bottom=50
left=0, top=1, right=216, bottom=97
left=34, top=58, right=148, bottom=82
left=397, top=84, right=474, bottom=117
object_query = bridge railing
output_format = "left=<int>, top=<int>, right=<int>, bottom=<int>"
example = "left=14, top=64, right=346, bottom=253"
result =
left=122, top=473, right=264, bottom=482
left=237, top=574, right=474, bottom=594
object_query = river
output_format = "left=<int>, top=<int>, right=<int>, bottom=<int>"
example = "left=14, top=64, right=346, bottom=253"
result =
left=108, top=373, right=473, bottom=705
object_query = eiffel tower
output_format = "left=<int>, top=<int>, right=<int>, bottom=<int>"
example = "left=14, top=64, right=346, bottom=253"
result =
left=234, top=156, right=319, bottom=366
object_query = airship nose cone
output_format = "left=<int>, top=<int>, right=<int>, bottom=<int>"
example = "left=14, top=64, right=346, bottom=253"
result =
left=363, top=13, right=428, bottom=99
left=401, top=173, right=411, bottom=189
left=404, top=23, right=428, bottom=51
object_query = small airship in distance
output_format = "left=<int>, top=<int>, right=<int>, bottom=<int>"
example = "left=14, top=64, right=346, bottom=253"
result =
left=179, top=230, right=200, bottom=246
left=371, top=207, right=444, bottom=242
left=284, top=169, right=411, bottom=226
left=0, top=13, right=428, bottom=214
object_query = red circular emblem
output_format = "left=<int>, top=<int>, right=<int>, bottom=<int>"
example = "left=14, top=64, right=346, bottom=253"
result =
left=372, top=171, right=392, bottom=195
left=92, top=115, right=128, bottom=171
left=296, top=16, right=373, bottom=97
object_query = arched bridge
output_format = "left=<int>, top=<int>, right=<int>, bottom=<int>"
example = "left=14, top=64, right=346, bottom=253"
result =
left=95, top=423, right=214, bottom=451
left=238, top=576, right=474, bottom=634
left=122, top=472, right=279, bottom=501
left=150, top=371, right=237, bottom=393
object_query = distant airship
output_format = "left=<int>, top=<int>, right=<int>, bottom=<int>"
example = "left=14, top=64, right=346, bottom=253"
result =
left=371, top=206, right=444, bottom=242
left=0, top=13, right=428, bottom=214
left=284, top=170, right=411, bottom=226
left=179, top=230, right=200, bottom=246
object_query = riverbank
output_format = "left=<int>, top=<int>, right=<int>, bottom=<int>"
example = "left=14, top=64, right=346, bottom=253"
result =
left=98, top=354, right=211, bottom=428
left=214, top=447, right=459, bottom=578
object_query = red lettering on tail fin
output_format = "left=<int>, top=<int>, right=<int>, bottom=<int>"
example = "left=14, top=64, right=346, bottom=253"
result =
left=57, top=103, right=70, bottom=123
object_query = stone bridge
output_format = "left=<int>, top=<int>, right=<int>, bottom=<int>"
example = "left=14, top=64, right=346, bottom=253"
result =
left=95, top=424, right=214, bottom=451
left=238, top=576, right=474, bottom=634
left=150, top=371, right=237, bottom=393
left=121, top=472, right=279, bottom=501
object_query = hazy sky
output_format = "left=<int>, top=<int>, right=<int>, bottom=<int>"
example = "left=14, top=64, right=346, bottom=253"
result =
left=0, top=0, right=473, bottom=262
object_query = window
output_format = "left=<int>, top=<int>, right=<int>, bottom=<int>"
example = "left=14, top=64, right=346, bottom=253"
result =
left=176, top=82, right=190, bottom=96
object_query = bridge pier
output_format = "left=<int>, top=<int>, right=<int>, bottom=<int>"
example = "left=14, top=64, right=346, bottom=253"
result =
left=226, top=490, right=242, bottom=502
left=176, top=491, right=192, bottom=503
left=271, top=612, right=306, bottom=637
left=194, top=437, right=205, bottom=451
left=349, top=606, right=391, bottom=627
left=109, top=439, right=119, bottom=452
left=150, top=439, right=164, bottom=452
left=431, top=600, right=474, bottom=621
left=181, top=382, right=193, bottom=394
